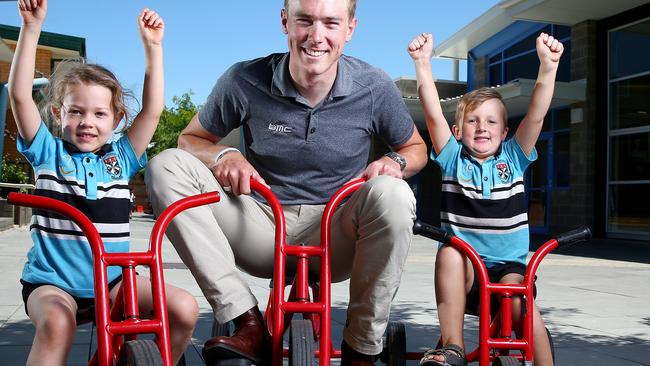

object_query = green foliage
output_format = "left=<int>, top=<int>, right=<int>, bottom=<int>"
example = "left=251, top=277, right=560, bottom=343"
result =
left=147, top=91, right=200, bottom=159
left=1, top=156, right=30, bottom=197
left=1, top=156, right=29, bottom=185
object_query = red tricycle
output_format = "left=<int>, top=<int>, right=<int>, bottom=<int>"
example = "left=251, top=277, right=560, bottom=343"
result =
left=209, top=178, right=369, bottom=365
left=398, top=220, right=592, bottom=366
left=8, top=190, right=222, bottom=366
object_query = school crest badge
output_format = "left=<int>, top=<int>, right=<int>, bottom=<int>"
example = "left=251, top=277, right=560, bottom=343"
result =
left=496, top=161, right=510, bottom=183
left=103, top=154, right=122, bottom=179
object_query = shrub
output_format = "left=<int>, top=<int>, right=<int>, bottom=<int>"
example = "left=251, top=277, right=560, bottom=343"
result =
left=1, top=156, right=30, bottom=197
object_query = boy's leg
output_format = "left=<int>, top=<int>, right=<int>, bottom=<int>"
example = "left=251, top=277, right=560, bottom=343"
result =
left=531, top=305, right=554, bottom=366
left=25, top=285, right=78, bottom=366
left=500, top=273, right=554, bottom=366
left=111, top=277, right=199, bottom=365
left=425, top=245, right=473, bottom=364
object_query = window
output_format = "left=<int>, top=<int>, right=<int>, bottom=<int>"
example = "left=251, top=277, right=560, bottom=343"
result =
left=487, top=24, right=571, bottom=87
left=607, top=17, right=650, bottom=238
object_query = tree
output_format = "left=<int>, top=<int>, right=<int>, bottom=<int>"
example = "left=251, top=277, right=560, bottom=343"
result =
left=147, top=92, right=199, bottom=159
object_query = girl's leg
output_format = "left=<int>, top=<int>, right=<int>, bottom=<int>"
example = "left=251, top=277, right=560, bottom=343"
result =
left=111, top=277, right=199, bottom=365
left=501, top=273, right=553, bottom=366
left=427, top=245, right=473, bottom=362
left=25, top=285, right=78, bottom=366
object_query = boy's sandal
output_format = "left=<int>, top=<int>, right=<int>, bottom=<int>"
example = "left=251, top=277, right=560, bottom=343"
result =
left=420, top=344, right=467, bottom=366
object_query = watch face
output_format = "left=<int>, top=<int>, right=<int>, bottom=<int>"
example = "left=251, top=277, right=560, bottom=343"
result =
left=386, top=152, right=406, bottom=171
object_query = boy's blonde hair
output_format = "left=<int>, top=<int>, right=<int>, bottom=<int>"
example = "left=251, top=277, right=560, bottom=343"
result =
left=40, top=59, right=135, bottom=133
left=454, top=87, right=508, bottom=129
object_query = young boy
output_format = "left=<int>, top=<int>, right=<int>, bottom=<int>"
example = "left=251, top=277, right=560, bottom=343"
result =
left=407, top=32, right=564, bottom=366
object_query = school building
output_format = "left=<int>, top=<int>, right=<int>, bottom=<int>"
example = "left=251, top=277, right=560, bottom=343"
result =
left=0, top=24, right=86, bottom=178
left=401, top=0, right=650, bottom=242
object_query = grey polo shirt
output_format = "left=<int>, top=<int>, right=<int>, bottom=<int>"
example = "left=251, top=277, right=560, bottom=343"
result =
left=198, top=53, right=414, bottom=204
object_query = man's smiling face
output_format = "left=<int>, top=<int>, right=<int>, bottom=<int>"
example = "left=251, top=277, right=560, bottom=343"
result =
left=282, top=0, right=357, bottom=82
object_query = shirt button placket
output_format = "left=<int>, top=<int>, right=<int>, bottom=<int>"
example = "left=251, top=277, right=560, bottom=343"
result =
left=83, top=156, right=98, bottom=199
left=482, top=174, right=490, bottom=198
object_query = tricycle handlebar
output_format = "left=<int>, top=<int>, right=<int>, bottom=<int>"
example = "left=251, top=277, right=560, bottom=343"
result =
left=555, top=226, right=592, bottom=247
left=412, top=220, right=452, bottom=244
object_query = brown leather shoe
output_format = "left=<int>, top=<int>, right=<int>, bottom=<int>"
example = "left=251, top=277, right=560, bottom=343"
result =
left=340, top=340, right=377, bottom=366
left=203, top=307, right=269, bottom=365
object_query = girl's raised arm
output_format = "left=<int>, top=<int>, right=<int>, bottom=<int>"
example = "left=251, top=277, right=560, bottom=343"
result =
left=8, top=0, right=49, bottom=144
left=127, top=8, right=165, bottom=158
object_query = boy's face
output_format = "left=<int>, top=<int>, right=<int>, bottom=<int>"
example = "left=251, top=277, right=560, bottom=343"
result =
left=453, top=98, right=508, bottom=162
left=54, top=83, right=120, bottom=153
left=282, top=0, right=357, bottom=81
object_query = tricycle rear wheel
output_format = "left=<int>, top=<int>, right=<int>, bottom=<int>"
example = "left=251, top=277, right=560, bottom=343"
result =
left=211, top=318, right=233, bottom=337
left=381, top=321, right=406, bottom=366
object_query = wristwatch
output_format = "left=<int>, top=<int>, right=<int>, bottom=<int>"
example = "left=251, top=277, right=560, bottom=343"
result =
left=384, top=152, right=407, bottom=171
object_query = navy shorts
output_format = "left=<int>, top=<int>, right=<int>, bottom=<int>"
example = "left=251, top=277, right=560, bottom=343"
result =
left=465, top=262, right=537, bottom=317
left=21, top=277, right=122, bottom=317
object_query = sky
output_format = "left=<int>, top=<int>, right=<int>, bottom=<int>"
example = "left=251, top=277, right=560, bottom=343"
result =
left=0, top=0, right=499, bottom=108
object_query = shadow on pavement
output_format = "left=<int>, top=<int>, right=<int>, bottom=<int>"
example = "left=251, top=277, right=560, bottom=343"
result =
left=2, top=304, right=649, bottom=365
left=531, top=235, right=650, bottom=265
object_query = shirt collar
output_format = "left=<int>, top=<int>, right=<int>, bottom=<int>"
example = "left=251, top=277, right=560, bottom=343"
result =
left=63, top=140, right=112, bottom=157
left=460, top=143, right=502, bottom=163
left=271, top=53, right=353, bottom=100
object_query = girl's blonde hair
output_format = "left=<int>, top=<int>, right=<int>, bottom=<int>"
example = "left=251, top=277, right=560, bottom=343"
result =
left=454, top=87, right=508, bottom=128
left=40, top=59, right=135, bottom=133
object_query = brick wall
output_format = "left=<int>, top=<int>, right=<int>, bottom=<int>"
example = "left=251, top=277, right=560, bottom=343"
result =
left=129, top=172, right=151, bottom=213
left=0, top=61, right=9, bottom=82
left=2, top=46, right=53, bottom=175
left=472, top=56, right=487, bottom=89
left=548, top=20, right=598, bottom=233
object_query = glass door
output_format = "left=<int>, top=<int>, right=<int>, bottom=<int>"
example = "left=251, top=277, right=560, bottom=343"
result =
left=607, top=18, right=650, bottom=239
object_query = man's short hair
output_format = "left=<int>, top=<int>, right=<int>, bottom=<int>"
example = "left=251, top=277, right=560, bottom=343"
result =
left=454, top=87, right=508, bottom=128
left=284, top=0, right=357, bottom=20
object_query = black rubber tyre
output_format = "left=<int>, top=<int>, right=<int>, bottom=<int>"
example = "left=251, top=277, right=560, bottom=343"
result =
left=117, top=339, right=163, bottom=366
left=211, top=318, right=232, bottom=337
left=289, top=319, right=314, bottom=366
left=491, top=355, right=521, bottom=366
left=384, top=321, right=406, bottom=366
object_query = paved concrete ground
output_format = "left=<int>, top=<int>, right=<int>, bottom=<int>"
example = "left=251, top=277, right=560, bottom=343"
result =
left=1, top=214, right=649, bottom=365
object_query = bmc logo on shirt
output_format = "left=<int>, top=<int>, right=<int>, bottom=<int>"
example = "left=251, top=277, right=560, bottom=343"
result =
left=268, top=122, right=293, bottom=134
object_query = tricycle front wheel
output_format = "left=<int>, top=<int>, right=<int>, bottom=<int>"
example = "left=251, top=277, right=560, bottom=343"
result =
left=289, top=319, right=315, bottom=365
left=117, top=339, right=163, bottom=366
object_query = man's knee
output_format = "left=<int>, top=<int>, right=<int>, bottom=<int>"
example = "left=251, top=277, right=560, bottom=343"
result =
left=145, top=148, right=186, bottom=182
left=362, top=175, right=416, bottom=220
left=362, top=175, right=415, bottom=232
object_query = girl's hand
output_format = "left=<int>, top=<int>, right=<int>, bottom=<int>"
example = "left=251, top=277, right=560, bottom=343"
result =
left=138, top=8, right=164, bottom=46
left=17, top=0, right=47, bottom=26
left=407, top=32, right=434, bottom=62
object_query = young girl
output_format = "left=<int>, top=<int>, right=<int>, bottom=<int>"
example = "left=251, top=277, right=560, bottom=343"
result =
left=8, top=1, right=198, bottom=365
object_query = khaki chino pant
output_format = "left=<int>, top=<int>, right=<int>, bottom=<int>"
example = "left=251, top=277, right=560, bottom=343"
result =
left=145, top=148, right=415, bottom=355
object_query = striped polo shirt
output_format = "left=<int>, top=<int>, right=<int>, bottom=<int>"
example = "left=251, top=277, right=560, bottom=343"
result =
left=18, top=122, right=146, bottom=298
left=432, top=136, right=537, bottom=267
